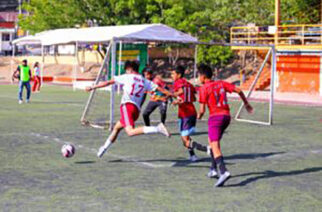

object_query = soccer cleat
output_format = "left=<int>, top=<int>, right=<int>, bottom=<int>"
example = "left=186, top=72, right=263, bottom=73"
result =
left=26, top=99, right=30, bottom=103
left=157, top=123, right=170, bottom=137
left=189, top=155, right=199, bottom=162
left=18, top=100, right=23, bottom=104
left=215, top=171, right=231, bottom=187
left=207, top=168, right=218, bottom=178
left=97, top=146, right=107, bottom=158
left=207, top=145, right=212, bottom=156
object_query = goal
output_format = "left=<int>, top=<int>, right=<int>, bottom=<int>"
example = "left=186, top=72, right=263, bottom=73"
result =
left=80, top=42, right=276, bottom=130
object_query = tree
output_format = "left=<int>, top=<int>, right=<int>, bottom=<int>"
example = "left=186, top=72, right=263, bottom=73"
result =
left=19, top=0, right=86, bottom=34
left=19, top=0, right=321, bottom=66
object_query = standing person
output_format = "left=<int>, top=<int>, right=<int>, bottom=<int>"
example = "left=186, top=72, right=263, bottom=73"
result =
left=140, top=67, right=153, bottom=107
left=142, top=71, right=169, bottom=126
left=171, top=65, right=212, bottom=162
left=12, top=59, right=32, bottom=104
left=197, top=64, right=253, bottom=187
left=85, top=61, right=173, bottom=158
left=32, top=62, right=41, bottom=93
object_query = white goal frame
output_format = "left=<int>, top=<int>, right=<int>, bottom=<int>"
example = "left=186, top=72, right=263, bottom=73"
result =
left=81, top=41, right=276, bottom=130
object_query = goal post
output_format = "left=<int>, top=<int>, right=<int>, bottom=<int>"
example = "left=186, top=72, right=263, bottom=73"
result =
left=80, top=42, right=112, bottom=128
left=234, top=46, right=276, bottom=125
left=81, top=41, right=277, bottom=130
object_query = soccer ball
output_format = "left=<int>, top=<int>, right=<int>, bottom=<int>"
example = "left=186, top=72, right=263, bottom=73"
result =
left=61, top=144, right=75, bottom=158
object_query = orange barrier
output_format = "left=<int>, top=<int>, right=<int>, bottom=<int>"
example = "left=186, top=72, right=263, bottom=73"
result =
left=277, top=55, right=320, bottom=94
left=53, top=76, right=96, bottom=83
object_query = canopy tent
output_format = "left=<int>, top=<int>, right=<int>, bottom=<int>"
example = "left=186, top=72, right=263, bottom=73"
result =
left=12, top=24, right=199, bottom=130
left=12, top=24, right=198, bottom=46
left=12, top=24, right=199, bottom=82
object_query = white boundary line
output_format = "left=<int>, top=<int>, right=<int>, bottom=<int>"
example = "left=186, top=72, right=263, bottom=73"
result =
left=29, top=132, right=175, bottom=168
left=0, top=95, right=83, bottom=107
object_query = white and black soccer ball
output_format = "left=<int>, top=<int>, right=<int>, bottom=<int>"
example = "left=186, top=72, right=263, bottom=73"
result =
left=61, top=144, right=75, bottom=158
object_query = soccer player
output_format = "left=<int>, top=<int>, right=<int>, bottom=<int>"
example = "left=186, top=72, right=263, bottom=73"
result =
left=142, top=71, right=169, bottom=126
left=171, top=65, right=211, bottom=162
left=85, top=61, right=172, bottom=158
left=197, top=64, right=253, bottom=187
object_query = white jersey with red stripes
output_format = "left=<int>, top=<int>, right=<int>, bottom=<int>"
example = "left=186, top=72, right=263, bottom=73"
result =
left=114, top=73, right=158, bottom=110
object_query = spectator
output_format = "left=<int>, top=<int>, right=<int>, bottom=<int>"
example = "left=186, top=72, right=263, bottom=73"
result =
left=32, top=62, right=41, bottom=93
left=12, top=59, right=32, bottom=104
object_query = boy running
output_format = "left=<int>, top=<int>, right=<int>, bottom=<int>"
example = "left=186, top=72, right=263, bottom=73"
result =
left=85, top=61, right=172, bottom=158
left=197, top=64, right=253, bottom=187
left=171, top=65, right=211, bottom=162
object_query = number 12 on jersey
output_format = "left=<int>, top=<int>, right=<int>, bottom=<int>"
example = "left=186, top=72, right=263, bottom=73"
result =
left=130, top=83, right=144, bottom=97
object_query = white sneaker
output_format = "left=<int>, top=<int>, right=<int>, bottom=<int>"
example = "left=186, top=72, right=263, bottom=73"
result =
left=26, top=99, right=30, bottom=103
left=215, top=171, right=231, bottom=187
left=207, top=169, right=218, bottom=178
left=157, top=123, right=170, bottom=137
left=207, top=146, right=212, bottom=156
left=18, top=100, right=23, bottom=104
left=189, top=155, right=199, bottom=162
left=97, top=146, right=107, bottom=158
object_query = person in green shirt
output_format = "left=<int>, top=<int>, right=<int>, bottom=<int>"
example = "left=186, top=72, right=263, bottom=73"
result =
left=12, top=59, right=32, bottom=104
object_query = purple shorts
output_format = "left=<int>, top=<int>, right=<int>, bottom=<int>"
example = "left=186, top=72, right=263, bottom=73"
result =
left=208, top=115, right=231, bottom=142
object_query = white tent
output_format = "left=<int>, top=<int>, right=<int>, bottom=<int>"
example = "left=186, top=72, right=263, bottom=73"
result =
left=12, top=24, right=199, bottom=129
left=13, top=24, right=198, bottom=46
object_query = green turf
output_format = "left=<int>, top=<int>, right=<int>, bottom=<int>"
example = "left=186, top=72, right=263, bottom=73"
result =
left=0, top=84, right=321, bottom=211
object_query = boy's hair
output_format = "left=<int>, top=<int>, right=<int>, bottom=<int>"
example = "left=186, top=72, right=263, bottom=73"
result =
left=198, top=64, right=213, bottom=79
left=174, top=65, right=185, bottom=77
left=124, top=61, right=132, bottom=70
left=22, top=59, right=27, bottom=63
left=124, top=60, right=139, bottom=72
left=142, top=67, right=153, bottom=75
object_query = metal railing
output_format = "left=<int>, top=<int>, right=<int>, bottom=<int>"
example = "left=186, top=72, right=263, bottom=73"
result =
left=231, top=24, right=322, bottom=46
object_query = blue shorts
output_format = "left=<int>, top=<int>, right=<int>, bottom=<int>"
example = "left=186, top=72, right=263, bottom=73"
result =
left=178, top=115, right=196, bottom=136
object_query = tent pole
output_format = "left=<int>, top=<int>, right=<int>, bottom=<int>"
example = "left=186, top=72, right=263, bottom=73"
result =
left=110, top=39, right=117, bottom=131
left=193, top=45, right=198, bottom=85
left=73, top=41, right=78, bottom=90
left=118, top=41, right=122, bottom=95
left=11, top=44, right=15, bottom=84
left=41, top=45, right=44, bottom=87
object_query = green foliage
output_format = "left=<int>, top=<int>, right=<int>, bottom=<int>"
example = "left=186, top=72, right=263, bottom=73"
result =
left=19, top=0, right=86, bottom=34
left=19, top=0, right=321, bottom=66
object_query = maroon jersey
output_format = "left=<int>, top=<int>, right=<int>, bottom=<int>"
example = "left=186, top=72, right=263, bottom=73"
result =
left=199, top=80, right=235, bottom=116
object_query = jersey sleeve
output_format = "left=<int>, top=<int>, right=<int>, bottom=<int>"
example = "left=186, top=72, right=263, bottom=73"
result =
left=222, top=81, right=236, bottom=93
left=113, top=75, right=128, bottom=85
left=144, top=79, right=158, bottom=92
left=173, top=80, right=183, bottom=91
left=199, top=86, right=207, bottom=103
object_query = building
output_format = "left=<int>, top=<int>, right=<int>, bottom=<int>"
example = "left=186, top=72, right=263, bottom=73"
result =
left=0, top=0, right=27, bottom=55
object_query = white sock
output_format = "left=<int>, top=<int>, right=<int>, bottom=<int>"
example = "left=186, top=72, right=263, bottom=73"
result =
left=103, top=139, right=113, bottom=150
left=143, top=126, right=159, bottom=134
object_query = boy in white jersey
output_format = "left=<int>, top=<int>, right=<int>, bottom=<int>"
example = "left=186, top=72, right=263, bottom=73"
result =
left=86, top=61, right=172, bottom=158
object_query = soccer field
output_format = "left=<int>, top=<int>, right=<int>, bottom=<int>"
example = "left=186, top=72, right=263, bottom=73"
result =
left=0, top=84, right=321, bottom=211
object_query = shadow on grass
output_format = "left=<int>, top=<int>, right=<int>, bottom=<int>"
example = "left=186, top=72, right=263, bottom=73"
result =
left=227, top=167, right=322, bottom=187
left=108, top=151, right=284, bottom=168
left=225, top=151, right=285, bottom=160
left=74, top=161, right=96, bottom=164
